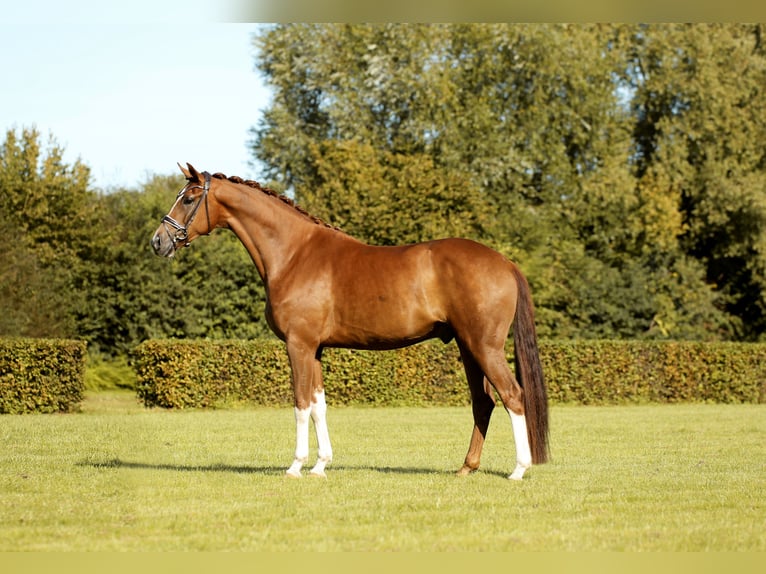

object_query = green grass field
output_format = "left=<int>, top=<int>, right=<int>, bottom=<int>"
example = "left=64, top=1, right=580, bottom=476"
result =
left=1, top=391, right=764, bottom=551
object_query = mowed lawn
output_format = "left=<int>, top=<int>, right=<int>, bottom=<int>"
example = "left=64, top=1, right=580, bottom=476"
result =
left=1, top=391, right=764, bottom=551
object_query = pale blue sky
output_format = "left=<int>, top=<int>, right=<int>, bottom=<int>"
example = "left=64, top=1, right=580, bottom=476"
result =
left=1, top=6, right=270, bottom=189
left=8, top=2, right=755, bottom=191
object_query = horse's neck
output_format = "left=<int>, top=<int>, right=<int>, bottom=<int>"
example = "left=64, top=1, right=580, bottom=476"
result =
left=218, top=183, right=315, bottom=283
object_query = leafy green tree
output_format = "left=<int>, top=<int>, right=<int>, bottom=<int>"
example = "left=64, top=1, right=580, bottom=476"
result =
left=0, top=127, right=100, bottom=339
left=300, top=140, right=488, bottom=245
left=0, top=128, right=273, bottom=355
left=626, top=23, right=766, bottom=339
left=0, top=213, right=72, bottom=337
left=250, top=23, right=738, bottom=340
left=0, top=127, right=97, bottom=268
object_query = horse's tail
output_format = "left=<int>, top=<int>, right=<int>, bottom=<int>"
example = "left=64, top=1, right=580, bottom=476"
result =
left=511, top=265, right=549, bottom=464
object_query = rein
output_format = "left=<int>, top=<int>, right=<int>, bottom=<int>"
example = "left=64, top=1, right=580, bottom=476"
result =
left=161, top=171, right=212, bottom=248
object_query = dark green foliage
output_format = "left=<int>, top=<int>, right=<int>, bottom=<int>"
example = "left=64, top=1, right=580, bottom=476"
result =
left=0, top=338, right=87, bottom=414
left=133, top=339, right=765, bottom=409
left=301, top=140, right=488, bottom=245
left=0, top=215, right=73, bottom=338
left=0, top=132, right=273, bottom=356
left=0, top=127, right=100, bottom=340
left=252, top=23, right=766, bottom=342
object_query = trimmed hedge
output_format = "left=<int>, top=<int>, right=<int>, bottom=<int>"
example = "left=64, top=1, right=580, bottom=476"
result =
left=0, top=338, right=87, bottom=414
left=132, top=339, right=766, bottom=409
left=132, top=339, right=465, bottom=409
left=541, top=340, right=766, bottom=405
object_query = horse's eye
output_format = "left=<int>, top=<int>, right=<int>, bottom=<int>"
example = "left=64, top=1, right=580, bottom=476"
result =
left=182, top=196, right=195, bottom=206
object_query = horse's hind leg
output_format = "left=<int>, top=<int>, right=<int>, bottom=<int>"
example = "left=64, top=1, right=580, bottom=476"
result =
left=457, top=342, right=496, bottom=476
left=468, top=344, right=532, bottom=480
left=461, top=342, right=532, bottom=480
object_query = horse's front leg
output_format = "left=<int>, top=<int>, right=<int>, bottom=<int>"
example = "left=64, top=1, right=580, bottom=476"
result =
left=285, top=341, right=332, bottom=478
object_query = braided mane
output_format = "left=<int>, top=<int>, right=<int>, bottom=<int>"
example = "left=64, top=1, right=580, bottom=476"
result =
left=211, top=172, right=339, bottom=230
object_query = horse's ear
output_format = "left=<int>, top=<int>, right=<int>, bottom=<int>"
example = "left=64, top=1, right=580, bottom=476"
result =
left=185, top=163, right=202, bottom=182
left=178, top=162, right=192, bottom=179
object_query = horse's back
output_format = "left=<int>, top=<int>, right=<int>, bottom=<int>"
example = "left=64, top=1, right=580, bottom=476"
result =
left=427, top=237, right=514, bottom=273
left=293, top=234, right=519, bottom=349
left=333, top=236, right=518, bottom=310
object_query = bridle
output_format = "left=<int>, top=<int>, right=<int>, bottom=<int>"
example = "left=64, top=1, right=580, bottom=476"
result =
left=161, top=171, right=212, bottom=249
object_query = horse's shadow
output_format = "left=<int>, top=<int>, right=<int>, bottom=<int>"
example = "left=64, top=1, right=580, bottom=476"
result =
left=78, top=458, right=507, bottom=478
left=78, top=458, right=281, bottom=475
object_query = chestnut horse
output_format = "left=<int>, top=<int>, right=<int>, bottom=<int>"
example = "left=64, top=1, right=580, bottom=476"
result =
left=152, top=163, right=549, bottom=480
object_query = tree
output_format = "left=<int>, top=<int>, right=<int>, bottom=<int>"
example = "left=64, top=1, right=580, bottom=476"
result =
left=0, top=213, right=72, bottom=337
left=626, top=24, right=766, bottom=339
left=0, top=127, right=100, bottom=339
left=250, top=24, right=738, bottom=340
left=300, top=140, right=488, bottom=245
left=0, top=127, right=97, bottom=267
left=0, top=128, right=273, bottom=354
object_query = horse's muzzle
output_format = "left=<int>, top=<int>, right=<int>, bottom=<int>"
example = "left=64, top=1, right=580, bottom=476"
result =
left=151, top=231, right=174, bottom=258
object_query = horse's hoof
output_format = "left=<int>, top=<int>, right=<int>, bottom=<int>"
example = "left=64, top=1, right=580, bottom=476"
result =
left=508, top=464, right=528, bottom=481
left=309, top=471, right=327, bottom=479
left=285, top=470, right=302, bottom=479
left=456, top=465, right=476, bottom=477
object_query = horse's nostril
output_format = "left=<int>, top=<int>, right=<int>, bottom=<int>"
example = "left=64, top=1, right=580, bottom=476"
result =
left=151, top=234, right=160, bottom=252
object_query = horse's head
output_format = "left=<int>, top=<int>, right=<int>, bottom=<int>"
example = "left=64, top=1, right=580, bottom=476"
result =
left=151, top=163, right=216, bottom=257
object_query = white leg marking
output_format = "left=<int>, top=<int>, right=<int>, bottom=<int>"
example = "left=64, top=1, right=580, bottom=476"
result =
left=287, top=405, right=311, bottom=478
left=309, top=390, right=333, bottom=478
left=507, top=408, right=532, bottom=481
